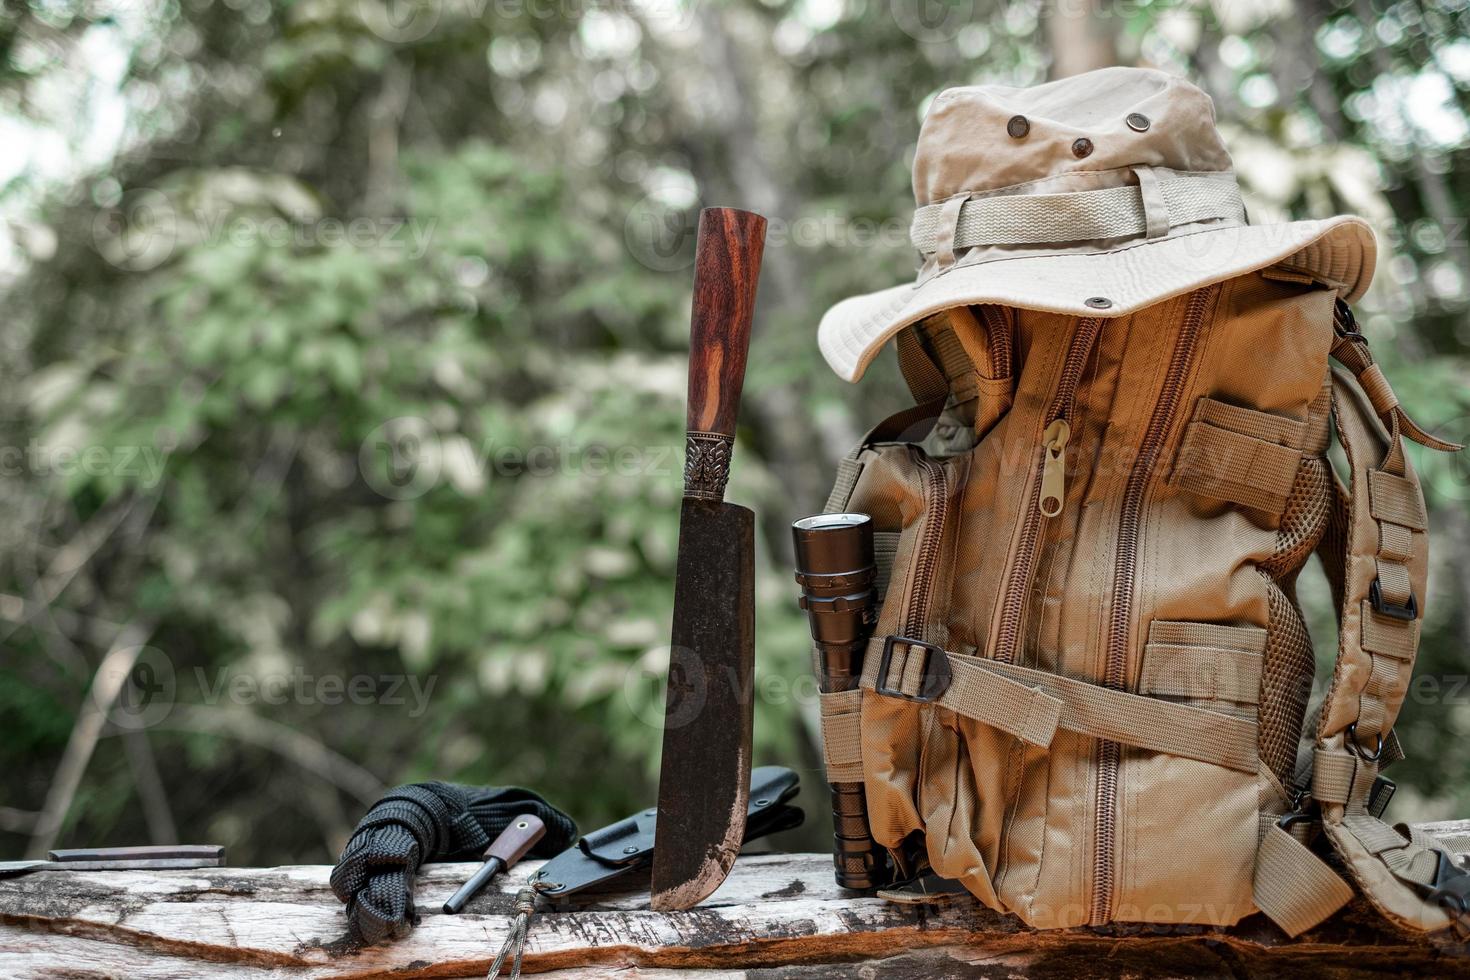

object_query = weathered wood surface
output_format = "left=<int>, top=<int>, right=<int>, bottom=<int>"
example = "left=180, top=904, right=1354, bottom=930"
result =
left=2, top=824, right=1468, bottom=979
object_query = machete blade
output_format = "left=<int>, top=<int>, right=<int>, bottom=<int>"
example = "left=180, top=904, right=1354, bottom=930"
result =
left=649, top=206, right=765, bottom=911
left=649, top=496, right=756, bottom=911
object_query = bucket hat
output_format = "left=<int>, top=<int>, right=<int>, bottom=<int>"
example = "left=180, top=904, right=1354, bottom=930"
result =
left=818, top=67, right=1376, bottom=382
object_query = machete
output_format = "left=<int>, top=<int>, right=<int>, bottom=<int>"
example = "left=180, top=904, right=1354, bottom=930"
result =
left=649, top=206, right=767, bottom=911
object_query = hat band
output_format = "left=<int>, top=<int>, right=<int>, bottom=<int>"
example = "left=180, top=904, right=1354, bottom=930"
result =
left=910, top=169, right=1245, bottom=257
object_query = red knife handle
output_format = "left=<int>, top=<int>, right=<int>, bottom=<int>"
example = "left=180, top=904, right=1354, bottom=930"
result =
left=683, top=207, right=766, bottom=501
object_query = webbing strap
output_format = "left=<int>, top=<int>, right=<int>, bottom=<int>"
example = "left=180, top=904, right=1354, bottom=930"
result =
left=858, top=640, right=1061, bottom=747
left=1140, top=620, right=1265, bottom=704
left=1170, top=399, right=1311, bottom=517
left=819, top=689, right=865, bottom=782
left=1322, top=804, right=1465, bottom=932
left=824, top=456, right=864, bottom=515
left=1329, top=303, right=1463, bottom=457
left=1300, top=740, right=1400, bottom=813
left=895, top=306, right=1015, bottom=440
left=861, top=639, right=1258, bottom=773
left=1254, top=822, right=1356, bottom=937
left=930, top=307, right=987, bottom=401
left=1342, top=814, right=1445, bottom=888
left=1311, top=746, right=1373, bottom=806
left=910, top=169, right=1244, bottom=254
left=895, top=327, right=949, bottom=404
left=872, top=531, right=899, bottom=601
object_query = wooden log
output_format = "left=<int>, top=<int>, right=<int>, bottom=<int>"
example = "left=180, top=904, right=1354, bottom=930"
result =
left=2, top=823, right=1468, bottom=978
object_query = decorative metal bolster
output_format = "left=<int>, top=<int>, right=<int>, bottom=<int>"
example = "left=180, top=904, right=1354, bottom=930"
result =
left=683, top=432, right=734, bottom=501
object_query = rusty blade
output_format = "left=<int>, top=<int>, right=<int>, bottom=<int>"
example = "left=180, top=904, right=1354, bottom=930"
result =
left=649, top=496, right=755, bottom=911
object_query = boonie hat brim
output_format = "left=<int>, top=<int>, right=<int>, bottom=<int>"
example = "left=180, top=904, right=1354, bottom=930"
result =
left=819, top=215, right=1374, bottom=383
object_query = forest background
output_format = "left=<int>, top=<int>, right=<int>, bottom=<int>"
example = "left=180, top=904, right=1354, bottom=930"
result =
left=3, top=0, right=1469, bottom=862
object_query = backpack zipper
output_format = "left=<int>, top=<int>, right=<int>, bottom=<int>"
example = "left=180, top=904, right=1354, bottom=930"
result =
left=1088, top=285, right=1214, bottom=926
left=903, top=451, right=950, bottom=637
left=977, top=305, right=1015, bottom=379
left=993, top=316, right=1104, bottom=664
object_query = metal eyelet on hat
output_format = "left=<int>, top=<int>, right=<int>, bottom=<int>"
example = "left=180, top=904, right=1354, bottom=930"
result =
left=1072, top=138, right=1093, bottom=158
left=1007, top=115, right=1030, bottom=139
left=1085, top=296, right=1113, bottom=309
left=1126, top=113, right=1151, bottom=132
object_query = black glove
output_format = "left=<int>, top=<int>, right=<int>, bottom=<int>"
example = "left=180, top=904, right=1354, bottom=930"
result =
left=330, top=782, right=577, bottom=943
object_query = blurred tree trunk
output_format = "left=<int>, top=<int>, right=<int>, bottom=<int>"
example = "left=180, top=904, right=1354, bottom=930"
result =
left=672, top=6, right=837, bottom=545
left=1046, top=0, right=1118, bottom=79
left=1295, top=0, right=1352, bottom=138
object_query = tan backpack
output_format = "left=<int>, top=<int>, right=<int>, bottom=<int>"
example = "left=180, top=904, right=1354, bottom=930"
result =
left=813, top=69, right=1468, bottom=936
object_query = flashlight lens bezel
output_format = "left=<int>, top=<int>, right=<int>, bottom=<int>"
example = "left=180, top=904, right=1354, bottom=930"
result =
left=792, top=513, right=870, bottom=532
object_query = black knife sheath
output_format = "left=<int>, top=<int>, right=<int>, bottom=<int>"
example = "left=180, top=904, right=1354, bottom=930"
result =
left=535, top=766, right=802, bottom=902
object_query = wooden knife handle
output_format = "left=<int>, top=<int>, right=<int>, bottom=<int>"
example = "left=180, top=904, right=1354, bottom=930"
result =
left=485, top=814, right=546, bottom=868
left=683, top=207, right=766, bottom=501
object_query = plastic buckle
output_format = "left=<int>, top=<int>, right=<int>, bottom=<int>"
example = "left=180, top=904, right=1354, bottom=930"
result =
left=1370, top=579, right=1418, bottom=622
left=1276, top=811, right=1316, bottom=833
left=875, top=636, right=952, bottom=703
left=1427, top=851, right=1470, bottom=932
left=1333, top=300, right=1366, bottom=343
left=1368, top=776, right=1397, bottom=819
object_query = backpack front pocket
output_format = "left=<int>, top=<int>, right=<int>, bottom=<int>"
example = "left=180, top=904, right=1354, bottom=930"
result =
left=840, top=442, right=968, bottom=867
left=1110, top=620, right=1266, bottom=926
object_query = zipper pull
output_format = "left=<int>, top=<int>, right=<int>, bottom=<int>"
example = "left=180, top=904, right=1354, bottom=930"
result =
left=1039, top=419, right=1070, bottom=517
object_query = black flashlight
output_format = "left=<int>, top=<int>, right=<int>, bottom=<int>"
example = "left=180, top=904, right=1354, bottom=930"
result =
left=792, top=512, right=888, bottom=891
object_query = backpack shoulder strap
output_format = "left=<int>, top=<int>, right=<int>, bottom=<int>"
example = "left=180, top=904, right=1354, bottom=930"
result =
left=1315, top=361, right=1426, bottom=749
left=895, top=305, right=1016, bottom=442
left=822, top=395, right=951, bottom=515
left=1311, top=300, right=1460, bottom=758
left=1306, top=357, right=1467, bottom=934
